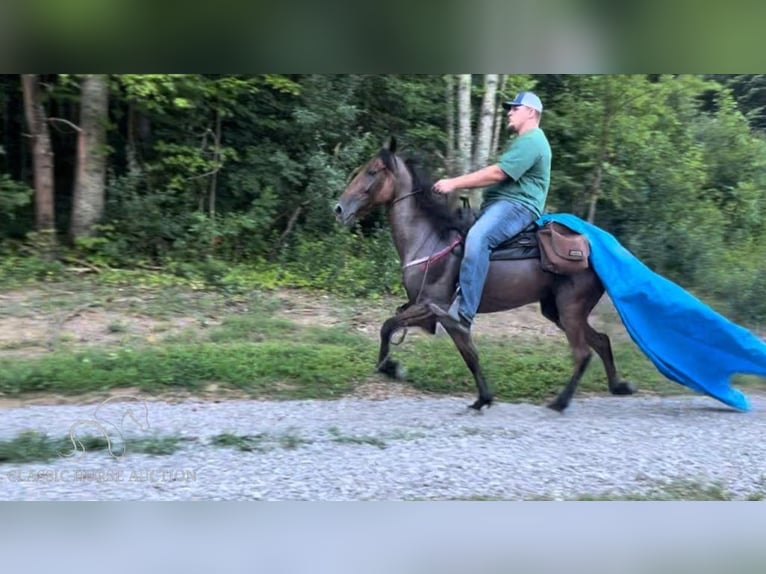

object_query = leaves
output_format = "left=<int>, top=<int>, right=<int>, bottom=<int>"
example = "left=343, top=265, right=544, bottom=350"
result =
left=3, top=74, right=766, bottom=322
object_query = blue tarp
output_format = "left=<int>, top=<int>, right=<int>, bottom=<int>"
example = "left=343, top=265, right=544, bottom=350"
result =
left=538, top=213, right=766, bottom=411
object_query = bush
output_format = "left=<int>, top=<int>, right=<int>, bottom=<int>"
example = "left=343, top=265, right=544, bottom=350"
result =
left=278, top=227, right=403, bottom=297
left=0, top=255, right=64, bottom=286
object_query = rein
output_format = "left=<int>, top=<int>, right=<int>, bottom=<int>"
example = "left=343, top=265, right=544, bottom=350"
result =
left=391, top=188, right=423, bottom=206
left=392, top=183, right=463, bottom=278
left=402, top=235, right=463, bottom=271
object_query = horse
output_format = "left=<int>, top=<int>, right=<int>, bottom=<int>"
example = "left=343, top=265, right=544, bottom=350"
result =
left=334, top=138, right=636, bottom=412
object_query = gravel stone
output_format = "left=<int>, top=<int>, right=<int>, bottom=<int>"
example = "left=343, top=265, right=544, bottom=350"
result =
left=1, top=393, right=765, bottom=500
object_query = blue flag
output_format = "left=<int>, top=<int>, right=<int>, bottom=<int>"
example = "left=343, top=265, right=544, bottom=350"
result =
left=538, top=213, right=766, bottom=411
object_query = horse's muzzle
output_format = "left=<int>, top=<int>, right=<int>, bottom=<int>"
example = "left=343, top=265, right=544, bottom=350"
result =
left=333, top=202, right=355, bottom=227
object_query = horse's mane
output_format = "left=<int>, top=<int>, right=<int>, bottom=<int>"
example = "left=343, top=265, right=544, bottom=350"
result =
left=378, top=149, right=472, bottom=238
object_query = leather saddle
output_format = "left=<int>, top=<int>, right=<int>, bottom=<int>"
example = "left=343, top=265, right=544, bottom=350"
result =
left=451, top=222, right=540, bottom=261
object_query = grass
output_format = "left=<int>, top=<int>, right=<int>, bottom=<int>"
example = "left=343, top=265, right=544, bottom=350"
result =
left=0, top=320, right=722, bottom=403
left=327, top=426, right=388, bottom=449
left=0, top=277, right=757, bottom=404
left=0, top=341, right=370, bottom=398
left=418, top=479, right=766, bottom=501
left=210, top=430, right=312, bottom=453
left=107, top=321, right=129, bottom=334
left=209, top=427, right=425, bottom=453
left=0, top=431, right=184, bottom=464
left=552, top=478, right=766, bottom=501
left=394, top=335, right=684, bottom=403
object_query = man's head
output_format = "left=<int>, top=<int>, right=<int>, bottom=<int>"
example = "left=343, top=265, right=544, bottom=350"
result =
left=502, top=91, right=543, bottom=134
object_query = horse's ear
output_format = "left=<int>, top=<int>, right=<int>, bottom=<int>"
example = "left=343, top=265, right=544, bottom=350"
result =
left=386, top=136, right=397, bottom=154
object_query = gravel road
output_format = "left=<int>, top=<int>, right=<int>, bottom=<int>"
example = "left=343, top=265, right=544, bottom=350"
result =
left=1, top=392, right=765, bottom=500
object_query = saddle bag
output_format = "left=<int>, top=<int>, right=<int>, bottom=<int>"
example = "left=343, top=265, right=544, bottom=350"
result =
left=536, top=221, right=590, bottom=274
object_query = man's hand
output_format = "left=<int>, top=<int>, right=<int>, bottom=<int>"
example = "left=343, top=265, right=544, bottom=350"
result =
left=432, top=178, right=457, bottom=194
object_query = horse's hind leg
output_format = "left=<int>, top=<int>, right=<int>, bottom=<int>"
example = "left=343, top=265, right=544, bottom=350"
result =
left=543, top=293, right=593, bottom=413
left=541, top=293, right=636, bottom=403
left=584, top=325, right=636, bottom=396
left=377, top=303, right=436, bottom=380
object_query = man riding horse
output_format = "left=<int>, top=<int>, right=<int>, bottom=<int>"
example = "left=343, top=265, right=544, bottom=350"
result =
left=429, top=91, right=551, bottom=334
left=334, top=94, right=636, bottom=412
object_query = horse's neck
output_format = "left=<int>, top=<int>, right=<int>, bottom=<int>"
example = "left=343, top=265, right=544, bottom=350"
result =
left=387, top=173, right=446, bottom=266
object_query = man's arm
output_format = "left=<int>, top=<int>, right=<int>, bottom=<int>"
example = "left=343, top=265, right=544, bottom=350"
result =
left=432, top=165, right=508, bottom=194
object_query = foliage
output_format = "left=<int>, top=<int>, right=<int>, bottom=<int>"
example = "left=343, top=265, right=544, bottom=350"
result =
left=2, top=74, right=766, bottom=320
left=0, top=174, right=33, bottom=228
left=0, top=431, right=182, bottom=464
left=277, top=227, right=404, bottom=297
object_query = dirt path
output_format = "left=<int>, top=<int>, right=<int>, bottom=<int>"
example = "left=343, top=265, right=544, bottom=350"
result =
left=0, top=285, right=628, bottom=356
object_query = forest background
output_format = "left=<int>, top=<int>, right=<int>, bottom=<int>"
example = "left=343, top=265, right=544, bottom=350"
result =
left=3, top=74, right=766, bottom=325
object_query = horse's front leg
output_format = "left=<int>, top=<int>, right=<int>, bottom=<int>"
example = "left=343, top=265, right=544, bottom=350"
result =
left=377, top=303, right=436, bottom=380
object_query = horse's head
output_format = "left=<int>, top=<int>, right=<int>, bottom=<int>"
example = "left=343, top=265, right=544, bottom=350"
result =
left=334, top=137, right=401, bottom=227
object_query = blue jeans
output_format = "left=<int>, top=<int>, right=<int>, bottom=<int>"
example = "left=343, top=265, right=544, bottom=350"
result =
left=457, top=199, right=536, bottom=320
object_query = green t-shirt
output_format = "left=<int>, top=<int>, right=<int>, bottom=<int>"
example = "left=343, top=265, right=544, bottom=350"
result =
left=483, top=127, right=551, bottom=216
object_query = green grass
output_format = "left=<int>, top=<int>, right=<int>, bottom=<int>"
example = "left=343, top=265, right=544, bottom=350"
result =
left=0, top=431, right=184, bottom=464
left=107, top=321, right=129, bottom=333
left=327, top=426, right=388, bottom=449
left=210, top=430, right=311, bottom=452
left=418, top=479, right=766, bottom=501
left=1, top=278, right=756, bottom=404
left=554, top=478, right=766, bottom=501
left=0, top=341, right=370, bottom=398
left=210, top=432, right=274, bottom=452
left=210, top=428, right=425, bottom=453
left=0, top=319, right=724, bottom=403
left=397, top=336, right=683, bottom=403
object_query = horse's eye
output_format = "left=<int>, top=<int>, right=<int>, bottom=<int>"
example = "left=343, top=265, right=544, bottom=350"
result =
left=366, top=169, right=378, bottom=177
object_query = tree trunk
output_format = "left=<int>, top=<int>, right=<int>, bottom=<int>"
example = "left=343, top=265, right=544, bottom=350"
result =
left=491, top=75, right=509, bottom=158
left=586, top=106, right=612, bottom=224
left=457, top=74, right=472, bottom=175
left=20, top=74, right=56, bottom=256
left=456, top=74, right=479, bottom=208
left=209, top=108, right=222, bottom=216
left=70, top=74, right=109, bottom=240
left=586, top=161, right=603, bottom=224
left=444, top=75, right=457, bottom=176
left=126, top=101, right=139, bottom=173
left=473, top=74, right=499, bottom=170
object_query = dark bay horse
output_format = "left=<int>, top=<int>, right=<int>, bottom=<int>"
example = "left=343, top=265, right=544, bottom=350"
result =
left=334, top=139, right=635, bottom=412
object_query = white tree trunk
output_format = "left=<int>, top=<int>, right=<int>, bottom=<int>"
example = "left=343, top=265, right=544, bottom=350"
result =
left=70, top=74, right=109, bottom=240
left=456, top=74, right=472, bottom=175
left=444, top=75, right=457, bottom=176
left=473, top=74, right=499, bottom=170
left=491, top=75, right=509, bottom=159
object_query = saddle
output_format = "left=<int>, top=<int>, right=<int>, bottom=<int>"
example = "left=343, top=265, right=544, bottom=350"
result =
left=450, top=222, right=540, bottom=261
left=451, top=220, right=590, bottom=274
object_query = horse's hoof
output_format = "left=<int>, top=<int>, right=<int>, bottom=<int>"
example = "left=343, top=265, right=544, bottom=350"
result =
left=546, top=399, right=568, bottom=413
left=610, top=380, right=636, bottom=396
left=378, top=360, right=403, bottom=380
left=469, top=397, right=493, bottom=410
left=394, top=364, right=407, bottom=381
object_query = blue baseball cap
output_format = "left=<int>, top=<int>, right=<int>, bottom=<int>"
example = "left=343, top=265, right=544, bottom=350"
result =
left=502, top=91, right=543, bottom=112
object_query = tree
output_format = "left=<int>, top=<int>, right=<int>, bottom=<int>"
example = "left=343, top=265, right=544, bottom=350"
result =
left=473, top=74, right=499, bottom=170
left=456, top=74, right=472, bottom=176
left=444, top=74, right=456, bottom=175
left=20, top=74, right=56, bottom=255
left=543, top=75, right=660, bottom=223
left=490, top=75, right=509, bottom=159
left=70, top=74, right=110, bottom=240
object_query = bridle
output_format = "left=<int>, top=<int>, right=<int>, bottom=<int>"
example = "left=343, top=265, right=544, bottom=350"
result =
left=391, top=188, right=423, bottom=206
